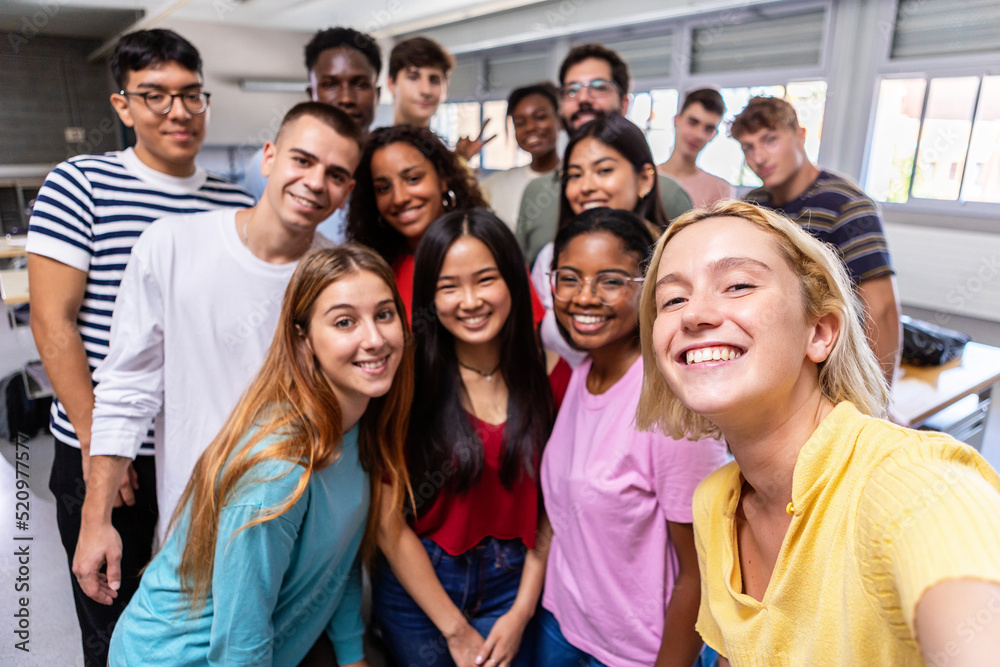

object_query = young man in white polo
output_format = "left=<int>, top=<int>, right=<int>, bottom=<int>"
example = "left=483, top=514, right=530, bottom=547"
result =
left=27, top=29, right=252, bottom=666
left=73, top=102, right=362, bottom=609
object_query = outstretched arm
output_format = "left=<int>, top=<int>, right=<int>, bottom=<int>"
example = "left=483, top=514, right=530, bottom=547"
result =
left=916, top=579, right=1000, bottom=667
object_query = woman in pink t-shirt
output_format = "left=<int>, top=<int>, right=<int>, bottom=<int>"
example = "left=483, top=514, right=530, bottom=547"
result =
left=538, top=207, right=727, bottom=667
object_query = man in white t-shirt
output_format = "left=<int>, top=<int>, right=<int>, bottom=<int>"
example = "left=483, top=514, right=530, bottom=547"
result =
left=73, top=102, right=362, bottom=606
left=27, top=29, right=252, bottom=666
left=657, top=88, right=736, bottom=208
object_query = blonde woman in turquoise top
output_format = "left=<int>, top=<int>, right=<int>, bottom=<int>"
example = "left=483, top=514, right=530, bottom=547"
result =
left=108, top=246, right=414, bottom=666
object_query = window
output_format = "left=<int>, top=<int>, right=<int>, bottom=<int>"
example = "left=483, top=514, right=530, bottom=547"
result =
left=431, top=101, right=532, bottom=171
left=430, top=102, right=484, bottom=168
left=626, top=89, right=678, bottom=164
left=481, top=100, right=530, bottom=171
left=866, top=75, right=1000, bottom=204
left=628, top=81, right=827, bottom=188
left=864, top=0, right=1000, bottom=208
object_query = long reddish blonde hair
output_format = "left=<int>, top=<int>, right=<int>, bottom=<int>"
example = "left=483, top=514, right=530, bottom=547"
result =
left=171, top=244, right=414, bottom=611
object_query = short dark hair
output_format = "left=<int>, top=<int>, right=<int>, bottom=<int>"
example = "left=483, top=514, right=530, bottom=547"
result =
left=559, top=114, right=669, bottom=231
left=110, top=29, right=201, bottom=90
left=388, top=37, right=455, bottom=80
left=506, top=82, right=559, bottom=118
left=730, top=96, right=800, bottom=139
left=681, top=88, right=726, bottom=116
left=304, top=27, right=382, bottom=76
left=558, top=43, right=630, bottom=96
left=346, top=124, right=487, bottom=265
left=275, top=102, right=365, bottom=153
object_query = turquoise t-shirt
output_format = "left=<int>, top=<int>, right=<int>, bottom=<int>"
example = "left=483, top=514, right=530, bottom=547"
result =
left=109, top=425, right=369, bottom=666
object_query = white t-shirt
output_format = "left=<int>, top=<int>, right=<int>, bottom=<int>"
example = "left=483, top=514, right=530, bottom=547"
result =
left=90, top=208, right=332, bottom=538
left=26, top=148, right=252, bottom=453
left=481, top=163, right=558, bottom=232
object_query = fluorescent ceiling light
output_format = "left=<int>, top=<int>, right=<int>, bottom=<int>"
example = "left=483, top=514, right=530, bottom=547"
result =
left=239, top=79, right=308, bottom=93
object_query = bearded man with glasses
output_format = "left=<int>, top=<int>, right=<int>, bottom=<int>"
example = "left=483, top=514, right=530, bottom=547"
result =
left=26, top=29, right=252, bottom=667
left=515, top=43, right=693, bottom=267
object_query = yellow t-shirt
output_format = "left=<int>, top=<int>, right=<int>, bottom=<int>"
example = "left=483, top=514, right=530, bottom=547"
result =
left=694, top=402, right=1000, bottom=666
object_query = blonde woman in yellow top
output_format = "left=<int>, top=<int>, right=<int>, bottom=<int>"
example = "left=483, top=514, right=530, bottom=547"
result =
left=635, top=200, right=1000, bottom=666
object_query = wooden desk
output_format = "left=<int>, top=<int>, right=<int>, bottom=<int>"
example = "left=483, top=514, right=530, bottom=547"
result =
left=0, top=268, right=28, bottom=305
left=892, top=342, right=1000, bottom=429
left=0, top=236, right=28, bottom=259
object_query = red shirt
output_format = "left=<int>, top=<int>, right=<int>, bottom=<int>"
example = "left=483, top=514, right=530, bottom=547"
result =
left=411, top=358, right=572, bottom=555
left=393, top=254, right=545, bottom=326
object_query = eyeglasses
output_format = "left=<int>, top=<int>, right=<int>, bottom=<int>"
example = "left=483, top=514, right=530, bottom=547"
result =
left=119, top=89, right=211, bottom=115
left=561, top=78, right=619, bottom=99
left=548, top=269, right=643, bottom=305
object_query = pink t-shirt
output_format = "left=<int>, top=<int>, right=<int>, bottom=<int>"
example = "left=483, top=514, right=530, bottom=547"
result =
left=673, top=169, right=736, bottom=209
left=540, top=356, right=727, bottom=666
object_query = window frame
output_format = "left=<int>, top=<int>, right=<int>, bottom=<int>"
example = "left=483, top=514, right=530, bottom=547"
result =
left=428, top=0, right=839, bottom=179
left=860, top=0, right=1000, bottom=219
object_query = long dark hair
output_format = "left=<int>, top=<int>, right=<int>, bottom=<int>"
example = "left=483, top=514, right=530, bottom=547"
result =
left=551, top=207, right=656, bottom=351
left=346, top=125, right=487, bottom=265
left=557, top=114, right=669, bottom=232
left=408, top=208, right=554, bottom=500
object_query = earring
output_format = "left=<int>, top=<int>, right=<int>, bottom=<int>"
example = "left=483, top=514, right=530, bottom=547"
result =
left=442, top=189, right=457, bottom=210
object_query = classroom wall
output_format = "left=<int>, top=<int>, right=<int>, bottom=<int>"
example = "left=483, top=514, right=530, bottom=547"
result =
left=0, top=34, right=121, bottom=167
left=155, top=18, right=314, bottom=147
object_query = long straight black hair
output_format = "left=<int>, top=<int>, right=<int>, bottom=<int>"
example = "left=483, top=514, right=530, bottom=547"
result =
left=408, top=208, right=554, bottom=500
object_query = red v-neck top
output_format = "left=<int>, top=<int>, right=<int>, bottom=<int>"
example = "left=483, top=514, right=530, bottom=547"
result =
left=411, top=358, right=571, bottom=555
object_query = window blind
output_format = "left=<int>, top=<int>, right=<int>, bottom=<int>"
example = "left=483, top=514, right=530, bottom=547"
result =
left=690, top=8, right=825, bottom=74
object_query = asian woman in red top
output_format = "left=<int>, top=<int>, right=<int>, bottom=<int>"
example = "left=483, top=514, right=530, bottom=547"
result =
left=373, top=208, right=570, bottom=667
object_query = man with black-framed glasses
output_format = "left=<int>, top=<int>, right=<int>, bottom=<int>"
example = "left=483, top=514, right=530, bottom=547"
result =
left=515, top=43, right=693, bottom=267
left=117, top=88, right=211, bottom=115
left=26, top=29, right=251, bottom=667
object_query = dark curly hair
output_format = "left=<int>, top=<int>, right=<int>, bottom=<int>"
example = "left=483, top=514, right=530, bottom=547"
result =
left=305, top=27, right=381, bottom=75
left=346, top=125, right=487, bottom=265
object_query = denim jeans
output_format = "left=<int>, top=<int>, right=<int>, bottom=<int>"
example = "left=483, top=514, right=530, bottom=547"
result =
left=372, top=536, right=535, bottom=667
left=534, top=608, right=608, bottom=667
left=535, top=607, right=719, bottom=667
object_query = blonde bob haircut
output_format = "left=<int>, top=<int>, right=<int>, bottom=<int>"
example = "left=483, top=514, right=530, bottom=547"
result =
left=635, top=200, right=890, bottom=441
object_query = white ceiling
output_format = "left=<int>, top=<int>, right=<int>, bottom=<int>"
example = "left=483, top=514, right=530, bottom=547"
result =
left=0, top=0, right=550, bottom=42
